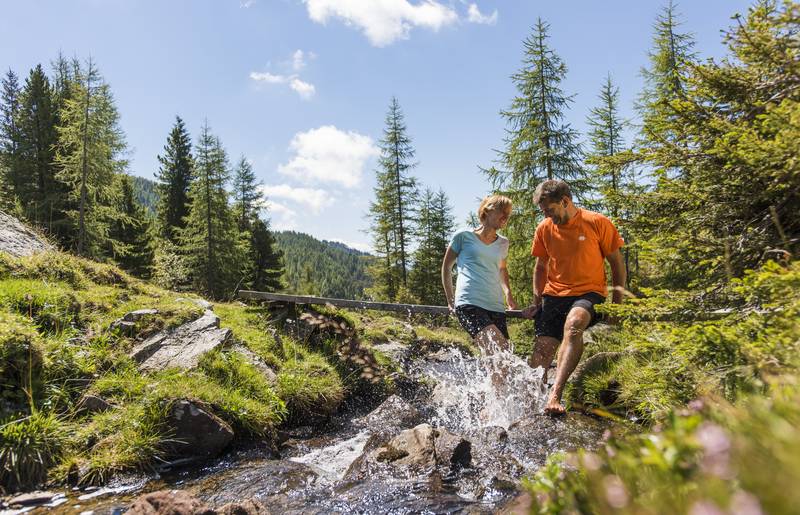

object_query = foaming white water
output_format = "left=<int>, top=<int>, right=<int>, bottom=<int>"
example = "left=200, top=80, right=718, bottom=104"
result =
left=290, top=431, right=372, bottom=481
left=421, top=347, right=547, bottom=433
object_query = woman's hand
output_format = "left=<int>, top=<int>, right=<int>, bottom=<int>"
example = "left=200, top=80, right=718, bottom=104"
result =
left=506, top=296, right=518, bottom=310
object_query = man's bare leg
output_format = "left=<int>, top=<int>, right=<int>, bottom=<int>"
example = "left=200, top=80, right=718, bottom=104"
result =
left=544, top=307, right=592, bottom=415
left=528, top=336, right=559, bottom=383
left=474, top=324, right=509, bottom=355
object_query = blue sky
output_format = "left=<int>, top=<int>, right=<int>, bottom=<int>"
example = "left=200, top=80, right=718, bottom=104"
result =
left=2, top=0, right=754, bottom=252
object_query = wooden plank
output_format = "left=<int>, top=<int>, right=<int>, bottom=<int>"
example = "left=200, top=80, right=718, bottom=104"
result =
left=237, top=290, right=528, bottom=318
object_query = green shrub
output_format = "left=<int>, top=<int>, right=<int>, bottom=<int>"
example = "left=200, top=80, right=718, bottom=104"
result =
left=0, top=411, right=67, bottom=492
left=0, top=279, right=80, bottom=333
left=0, top=312, right=44, bottom=413
left=276, top=356, right=344, bottom=424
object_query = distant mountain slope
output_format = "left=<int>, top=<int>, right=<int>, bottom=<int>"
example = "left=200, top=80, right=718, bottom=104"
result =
left=274, top=231, right=374, bottom=300
left=130, top=175, right=158, bottom=215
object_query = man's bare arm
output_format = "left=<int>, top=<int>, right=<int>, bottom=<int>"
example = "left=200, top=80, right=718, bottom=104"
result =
left=606, top=249, right=627, bottom=304
left=533, top=256, right=548, bottom=307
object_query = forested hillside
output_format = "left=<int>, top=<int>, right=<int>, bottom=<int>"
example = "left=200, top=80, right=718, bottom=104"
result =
left=130, top=175, right=157, bottom=215
left=274, top=231, right=374, bottom=299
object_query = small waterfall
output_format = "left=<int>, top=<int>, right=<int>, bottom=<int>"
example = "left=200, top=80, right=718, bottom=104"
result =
left=419, top=346, right=548, bottom=433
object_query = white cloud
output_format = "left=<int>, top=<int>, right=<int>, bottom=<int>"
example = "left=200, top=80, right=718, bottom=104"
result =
left=292, top=50, right=307, bottom=71
left=303, top=0, right=459, bottom=47
left=250, top=71, right=316, bottom=100
left=466, top=3, right=497, bottom=25
left=240, top=0, right=256, bottom=8
left=260, top=184, right=335, bottom=214
left=249, top=71, right=288, bottom=84
left=289, top=78, right=316, bottom=99
left=278, top=125, right=379, bottom=188
left=262, top=200, right=298, bottom=230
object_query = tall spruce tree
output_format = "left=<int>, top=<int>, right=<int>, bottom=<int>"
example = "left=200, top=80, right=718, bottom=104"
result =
left=232, top=155, right=261, bottom=231
left=180, top=122, right=244, bottom=299
left=17, top=64, right=59, bottom=227
left=484, top=18, right=585, bottom=304
left=54, top=58, right=127, bottom=257
left=409, top=188, right=455, bottom=305
left=108, top=174, right=154, bottom=277
left=1, top=69, right=23, bottom=210
left=367, top=97, right=418, bottom=301
left=155, top=115, right=193, bottom=242
left=248, top=217, right=284, bottom=292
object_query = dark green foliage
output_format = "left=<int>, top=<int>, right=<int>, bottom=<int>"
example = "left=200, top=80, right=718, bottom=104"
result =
left=155, top=116, right=193, bottom=242
left=17, top=65, right=62, bottom=229
left=636, top=1, right=800, bottom=287
left=484, top=18, right=586, bottom=305
left=248, top=217, right=284, bottom=292
left=0, top=312, right=44, bottom=414
left=409, top=188, right=455, bottom=304
left=368, top=97, right=418, bottom=301
left=108, top=174, right=154, bottom=277
left=1, top=411, right=67, bottom=492
left=274, top=231, right=373, bottom=299
left=0, top=69, right=22, bottom=211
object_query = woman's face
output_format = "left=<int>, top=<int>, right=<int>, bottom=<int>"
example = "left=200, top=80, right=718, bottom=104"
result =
left=484, top=208, right=510, bottom=229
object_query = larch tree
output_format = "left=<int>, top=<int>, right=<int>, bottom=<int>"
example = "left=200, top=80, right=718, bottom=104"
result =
left=180, top=122, right=244, bottom=299
left=368, top=97, right=418, bottom=301
left=54, top=58, right=128, bottom=258
left=0, top=69, right=23, bottom=210
left=483, top=18, right=585, bottom=305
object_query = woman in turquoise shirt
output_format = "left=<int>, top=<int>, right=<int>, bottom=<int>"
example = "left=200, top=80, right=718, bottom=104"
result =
left=441, top=194, right=518, bottom=354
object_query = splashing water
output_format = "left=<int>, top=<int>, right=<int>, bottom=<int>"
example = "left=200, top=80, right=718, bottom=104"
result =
left=419, top=345, right=548, bottom=434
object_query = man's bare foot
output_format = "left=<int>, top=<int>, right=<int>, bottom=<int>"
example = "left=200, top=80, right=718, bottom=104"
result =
left=544, top=396, right=566, bottom=416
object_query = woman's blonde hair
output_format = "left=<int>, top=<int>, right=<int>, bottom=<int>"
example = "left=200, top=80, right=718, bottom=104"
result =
left=478, top=194, right=513, bottom=222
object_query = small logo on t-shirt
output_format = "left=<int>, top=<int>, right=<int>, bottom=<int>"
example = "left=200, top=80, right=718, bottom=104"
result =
left=578, top=235, right=586, bottom=241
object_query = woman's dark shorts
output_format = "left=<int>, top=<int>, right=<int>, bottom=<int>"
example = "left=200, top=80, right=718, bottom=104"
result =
left=455, top=304, right=509, bottom=339
left=535, top=292, right=605, bottom=341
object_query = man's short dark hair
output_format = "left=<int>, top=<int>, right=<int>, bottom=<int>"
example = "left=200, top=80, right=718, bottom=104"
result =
left=533, top=180, right=572, bottom=204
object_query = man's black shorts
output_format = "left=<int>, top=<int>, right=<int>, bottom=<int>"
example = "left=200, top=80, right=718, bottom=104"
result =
left=535, top=292, right=605, bottom=341
left=455, top=304, right=509, bottom=339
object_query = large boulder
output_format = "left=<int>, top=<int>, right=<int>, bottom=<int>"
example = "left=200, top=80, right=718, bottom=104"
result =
left=164, top=400, right=234, bottom=458
left=130, top=310, right=232, bottom=372
left=0, top=211, right=52, bottom=257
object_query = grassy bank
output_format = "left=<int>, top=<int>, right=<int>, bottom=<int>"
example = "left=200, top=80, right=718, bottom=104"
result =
left=0, top=249, right=472, bottom=493
left=524, top=261, right=800, bottom=514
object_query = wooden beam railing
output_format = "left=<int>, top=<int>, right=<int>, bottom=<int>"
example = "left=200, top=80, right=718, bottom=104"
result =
left=237, top=290, right=529, bottom=318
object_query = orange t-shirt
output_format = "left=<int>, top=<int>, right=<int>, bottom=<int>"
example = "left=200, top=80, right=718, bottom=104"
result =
left=531, top=208, right=624, bottom=297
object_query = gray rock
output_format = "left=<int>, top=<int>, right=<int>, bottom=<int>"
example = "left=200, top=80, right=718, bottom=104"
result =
left=378, top=423, right=437, bottom=469
left=231, top=345, right=277, bottom=385
left=122, top=308, right=159, bottom=322
left=130, top=310, right=232, bottom=372
left=7, top=491, right=60, bottom=507
left=109, top=319, right=137, bottom=337
left=165, top=400, right=234, bottom=458
left=76, top=394, right=113, bottom=414
left=0, top=211, right=53, bottom=257
left=352, top=395, right=422, bottom=436
left=124, top=489, right=213, bottom=514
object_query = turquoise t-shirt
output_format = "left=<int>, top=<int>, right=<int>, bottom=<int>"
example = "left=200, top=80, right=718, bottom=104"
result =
left=449, top=228, right=510, bottom=313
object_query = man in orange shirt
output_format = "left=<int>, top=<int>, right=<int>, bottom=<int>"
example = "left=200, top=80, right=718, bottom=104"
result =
left=523, top=180, right=626, bottom=415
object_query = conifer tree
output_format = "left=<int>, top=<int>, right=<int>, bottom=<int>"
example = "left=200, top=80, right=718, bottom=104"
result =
left=108, top=174, right=154, bottom=277
left=409, top=188, right=455, bottom=305
left=54, top=58, right=127, bottom=257
left=180, top=122, right=244, bottom=299
left=367, top=97, right=418, bottom=300
left=637, top=0, right=696, bottom=162
left=155, top=116, right=193, bottom=243
left=248, top=216, right=284, bottom=292
left=17, top=64, right=60, bottom=227
left=1, top=69, right=23, bottom=209
left=231, top=155, right=261, bottom=231
left=484, top=18, right=585, bottom=304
